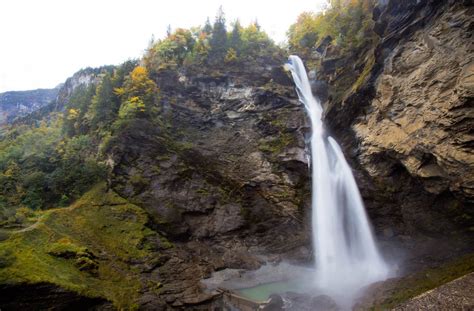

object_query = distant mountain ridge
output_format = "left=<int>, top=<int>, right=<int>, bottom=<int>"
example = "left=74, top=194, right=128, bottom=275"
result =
left=0, top=87, right=60, bottom=125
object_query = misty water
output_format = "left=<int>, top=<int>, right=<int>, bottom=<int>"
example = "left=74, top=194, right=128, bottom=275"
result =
left=286, top=55, right=390, bottom=305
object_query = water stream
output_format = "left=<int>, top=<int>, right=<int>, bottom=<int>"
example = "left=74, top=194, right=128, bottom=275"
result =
left=286, top=55, right=390, bottom=304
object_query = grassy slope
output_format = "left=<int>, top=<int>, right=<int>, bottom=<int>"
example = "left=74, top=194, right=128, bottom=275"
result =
left=0, top=183, right=163, bottom=309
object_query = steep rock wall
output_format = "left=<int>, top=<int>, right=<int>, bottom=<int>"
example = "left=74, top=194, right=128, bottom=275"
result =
left=107, top=60, right=312, bottom=308
left=322, top=1, right=473, bottom=246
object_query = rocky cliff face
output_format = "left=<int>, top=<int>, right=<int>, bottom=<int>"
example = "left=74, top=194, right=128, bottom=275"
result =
left=106, top=58, right=312, bottom=308
left=103, top=2, right=474, bottom=307
left=320, top=0, right=473, bottom=263
left=55, top=66, right=114, bottom=109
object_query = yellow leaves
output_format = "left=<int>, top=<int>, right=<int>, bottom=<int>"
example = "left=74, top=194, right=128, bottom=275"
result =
left=55, top=140, right=66, bottom=156
left=66, top=108, right=79, bottom=120
left=4, top=161, right=20, bottom=177
left=129, top=97, right=146, bottom=112
left=198, top=32, right=208, bottom=41
left=126, top=66, right=157, bottom=97
left=130, top=66, right=148, bottom=82
left=114, top=87, right=125, bottom=97
left=115, top=65, right=159, bottom=120
left=288, top=0, right=374, bottom=56
left=168, top=28, right=193, bottom=46
left=118, top=96, right=146, bottom=119
left=224, top=48, right=238, bottom=63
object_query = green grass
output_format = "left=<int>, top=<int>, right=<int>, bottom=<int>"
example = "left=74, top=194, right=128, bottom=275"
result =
left=0, top=183, right=161, bottom=309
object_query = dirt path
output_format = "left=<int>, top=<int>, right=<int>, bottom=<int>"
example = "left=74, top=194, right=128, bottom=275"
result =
left=0, top=214, right=47, bottom=235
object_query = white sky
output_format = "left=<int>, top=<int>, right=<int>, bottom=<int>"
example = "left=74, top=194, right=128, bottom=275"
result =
left=0, top=0, right=326, bottom=93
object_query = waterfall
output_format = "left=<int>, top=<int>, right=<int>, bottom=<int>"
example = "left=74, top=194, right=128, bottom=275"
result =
left=286, top=55, right=390, bottom=303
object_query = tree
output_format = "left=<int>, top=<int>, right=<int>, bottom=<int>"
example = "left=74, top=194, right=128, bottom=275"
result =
left=241, top=23, right=274, bottom=58
left=191, top=31, right=210, bottom=64
left=203, top=17, right=212, bottom=35
left=209, top=6, right=227, bottom=62
left=118, top=96, right=146, bottom=119
left=88, top=73, right=116, bottom=130
left=112, top=60, right=139, bottom=91
left=116, top=66, right=158, bottom=120
left=229, top=20, right=243, bottom=54
left=62, top=85, right=96, bottom=136
left=144, top=29, right=195, bottom=70
left=287, top=0, right=375, bottom=56
left=225, top=48, right=238, bottom=63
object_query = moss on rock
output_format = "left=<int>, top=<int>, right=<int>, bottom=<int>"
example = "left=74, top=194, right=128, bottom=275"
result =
left=0, top=183, right=162, bottom=309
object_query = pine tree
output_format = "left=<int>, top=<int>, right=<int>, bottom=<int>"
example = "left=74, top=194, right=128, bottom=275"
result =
left=209, top=6, right=227, bottom=62
left=89, top=73, right=115, bottom=129
left=203, top=17, right=212, bottom=35
left=254, top=19, right=261, bottom=31
left=229, top=20, right=242, bottom=54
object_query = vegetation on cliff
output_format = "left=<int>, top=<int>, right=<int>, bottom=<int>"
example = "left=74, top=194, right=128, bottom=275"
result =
left=0, top=10, right=281, bottom=226
left=143, top=8, right=278, bottom=72
left=288, top=0, right=376, bottom=58
left=0, top=183, right=166, bottom=309
left=0, top=119, right=106, bottom=221
left=288, top=0, right=378, bottom=102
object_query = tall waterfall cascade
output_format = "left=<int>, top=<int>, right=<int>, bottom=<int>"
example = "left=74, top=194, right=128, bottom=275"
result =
left=286, top=55, right=390, bottom=302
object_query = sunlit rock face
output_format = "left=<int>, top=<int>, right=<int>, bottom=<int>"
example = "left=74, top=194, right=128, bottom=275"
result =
left=355, top=2, right=474, bottom=203
left=357, top=2, right=473, bottom=237
left=316, top=1, right=474, bottom=242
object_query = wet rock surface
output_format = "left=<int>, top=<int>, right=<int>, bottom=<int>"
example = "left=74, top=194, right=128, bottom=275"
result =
left=355, top=1, right=474, bottom=235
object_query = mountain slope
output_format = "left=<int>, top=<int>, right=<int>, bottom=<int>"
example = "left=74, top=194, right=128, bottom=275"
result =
left=0, top=88, right=59, bottom=125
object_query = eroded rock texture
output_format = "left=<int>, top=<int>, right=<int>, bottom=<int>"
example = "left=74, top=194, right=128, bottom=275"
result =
left=322, top=1, right=474, bottom=241
left=357, top=2, right=473, bottom=235
left=107, top=60, right=312, bottom=308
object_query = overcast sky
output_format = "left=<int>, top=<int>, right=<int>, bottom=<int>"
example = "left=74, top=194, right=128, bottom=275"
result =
left=0, top=0, right=326, bottom=93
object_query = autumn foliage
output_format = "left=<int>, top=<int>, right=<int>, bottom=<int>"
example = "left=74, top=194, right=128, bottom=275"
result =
left=287, top=0, right=375, bottom=57
left=143, top=8, right=277, bottom=72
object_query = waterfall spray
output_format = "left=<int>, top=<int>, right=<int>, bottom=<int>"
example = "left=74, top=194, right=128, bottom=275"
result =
left=286, top=55, right=390, bottom=303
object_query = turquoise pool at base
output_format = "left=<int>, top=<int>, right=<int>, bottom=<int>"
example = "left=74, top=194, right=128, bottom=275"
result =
left=236, top=279, right=307, bottom=302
